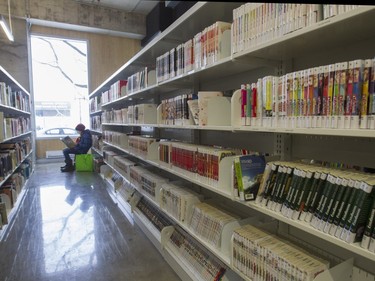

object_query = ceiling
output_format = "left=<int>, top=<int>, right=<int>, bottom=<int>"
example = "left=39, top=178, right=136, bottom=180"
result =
left=75, top=0, right=161, bottom=15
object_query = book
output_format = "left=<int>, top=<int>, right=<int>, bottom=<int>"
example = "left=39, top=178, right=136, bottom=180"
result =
left=343, top=180, right=374, bottom=243
left=187, top=99, right=199, bottom=125
left=60, top=135, right=76, bottom=149
left=361, top=196, right=375, bottom=249
left=197, top=91, right=223, bottom=126
left=234, top=154, right=266, bottom=201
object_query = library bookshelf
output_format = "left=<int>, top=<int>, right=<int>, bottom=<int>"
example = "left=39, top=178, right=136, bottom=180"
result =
left=89, top=3, right=375, bottom=281
left=0, top=65, right=34, bottom=240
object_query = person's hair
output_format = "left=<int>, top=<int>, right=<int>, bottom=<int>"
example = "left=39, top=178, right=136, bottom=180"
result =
left=75, top=123, right=85, bottom=131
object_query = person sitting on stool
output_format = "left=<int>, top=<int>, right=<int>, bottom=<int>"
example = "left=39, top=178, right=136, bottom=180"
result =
left=61, top=123, right=92, bottom=172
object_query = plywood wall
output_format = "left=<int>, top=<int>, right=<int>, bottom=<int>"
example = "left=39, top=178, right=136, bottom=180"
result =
left=30, top=25, right=141, bottom=93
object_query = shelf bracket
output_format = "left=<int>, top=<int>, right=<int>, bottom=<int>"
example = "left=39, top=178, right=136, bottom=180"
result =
left=274, top=133, right=291, bottom=161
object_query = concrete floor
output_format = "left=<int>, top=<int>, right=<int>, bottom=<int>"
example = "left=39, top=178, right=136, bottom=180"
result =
left=0, top=161, right=180, bottom=281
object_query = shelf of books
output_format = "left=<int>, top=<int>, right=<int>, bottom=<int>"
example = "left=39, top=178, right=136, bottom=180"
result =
left=0, top=152, right=33, bottom=241
left=88, top=3, right=375, bottom=280
left=0, top=64, right=33, bottom=241
left=231, top=6, right=375, bottom=64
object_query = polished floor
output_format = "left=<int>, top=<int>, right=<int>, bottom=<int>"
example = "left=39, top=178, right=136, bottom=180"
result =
left=0, top=162, right=180, bottom=281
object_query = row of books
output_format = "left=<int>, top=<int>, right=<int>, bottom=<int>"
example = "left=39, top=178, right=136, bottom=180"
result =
left=89, top=95, right=101, bottom=113
left=189, top=202, right=240, bottom=250
left=160, top=140, right=243, bottom=187
left=160, top=91, right=194, bottom=126
left=102, top=150, right=332, bottom=280
left=90, top=115, right=101, bottom=131
left=101, top=104, right=157, bottom=125
left=101, top=108, right=127, bottom=124
left=0, top=159, right=32, bottom=228
left=103, top=151, right=201, bottom=228
left=0, top=138, right=31, bottom=178
left=323, top=4, right=360, bottom=19
left=103, top=134, right=375, bottom=253
left=256, top=161, right=375, bottom=249
left=156, top=21, right=231, bottom=83
left=0, top=139, right=31, bottom=182
left=127, top=67, right=156, bottom=94
left=104, top=133, right=255, bottom=189
left=239, top=57, right=375, bottom=130
left=136, top=196, right=173, bottom=232
left=101, top=80, right=127, bottom=105
left=232, top=224, right=329, bottom=281
left=232, top=3, right=360, bottom=54
left=0, top=82, right=30, bottom=113
left=129, top=181, right=228, bottom=281
left=103, top=130, right=129, bottom=148
left=94, top=90, right=225, bottom=127
left=91, top=134, right=103, bottom=153
left=128, top=135, right=158, bottom=159
left=0, top=115, right=31, bottom=141
left=169, top=225, right=227, bottom=281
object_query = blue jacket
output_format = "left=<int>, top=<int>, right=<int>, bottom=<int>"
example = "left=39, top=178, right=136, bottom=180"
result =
left=75, top=129, right=92, bottom=154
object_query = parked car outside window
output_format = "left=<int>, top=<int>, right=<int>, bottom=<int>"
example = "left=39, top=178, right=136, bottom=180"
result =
left=36, top=127, right=80, bottom=138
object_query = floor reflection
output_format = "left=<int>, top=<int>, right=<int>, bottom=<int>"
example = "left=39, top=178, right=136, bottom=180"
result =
left=0, top=162, right=180, bottom=281
left=40, top=175, right=96, bottom=274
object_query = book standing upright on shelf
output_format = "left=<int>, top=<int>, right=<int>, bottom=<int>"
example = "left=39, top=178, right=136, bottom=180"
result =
left=234, top=154, right=266, bottom=201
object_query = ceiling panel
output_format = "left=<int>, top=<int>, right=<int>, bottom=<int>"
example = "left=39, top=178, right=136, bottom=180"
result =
left=75, top=0, right=160, bottom=14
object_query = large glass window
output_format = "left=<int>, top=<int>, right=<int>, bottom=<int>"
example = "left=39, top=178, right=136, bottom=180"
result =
left=30, top=35, right=89, bottom=137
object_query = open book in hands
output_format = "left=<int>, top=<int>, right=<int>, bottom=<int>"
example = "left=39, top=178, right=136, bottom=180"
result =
left=60, top=136, right=77, bottom=149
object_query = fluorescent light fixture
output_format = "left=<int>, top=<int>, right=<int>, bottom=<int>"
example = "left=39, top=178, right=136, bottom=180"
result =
left=0, top=15, right=14, bottom=42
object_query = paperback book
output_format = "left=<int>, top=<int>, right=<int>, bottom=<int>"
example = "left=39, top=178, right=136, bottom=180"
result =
left=234, top=154, right=266, bottom=201
left=60, top=136, right=76, bottom=149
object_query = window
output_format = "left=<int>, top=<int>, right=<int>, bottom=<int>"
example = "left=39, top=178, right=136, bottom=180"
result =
left=30, top=36, right=89, bottom=137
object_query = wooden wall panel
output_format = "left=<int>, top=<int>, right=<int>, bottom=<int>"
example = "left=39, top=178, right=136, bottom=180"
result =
left=35, top=139, right=66, bottom=159
left=30, top=25, right=141, bottom=93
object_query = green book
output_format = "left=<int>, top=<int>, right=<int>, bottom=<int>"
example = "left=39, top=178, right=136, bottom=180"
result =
left=345, top=181, right=374, bottom=243
left=369, top=214, right=375, bottom=252
left=0, top=202, right=8, bottom=226
left=274, top=166, right=294, bottom=213
left=291, top=170, right=314, bottom=220
left=335, top=177, right=365, bottom=239
left=310, top=174, right=334, bottom=229
left=267, top=165, right=287, bottom=209
left=305, top=172, right=328, bottom=223
left=234, top=156, right=244, bottom=200
left=255, top=162, right=272, bottom=204
left=261, top=163, right=281, bottom=207
left=329, top=177, right=355, bottom=236
left=300, top=170, right=322, bottom=222
left=361, top=196, right=375, bottom=249
left=319, top=175, right=343, bottom=232
left=287, top=169, right=308, bottom=219
left=281, top=168, right=303, bottom=217
left=324, top=176, right=350, bottom=234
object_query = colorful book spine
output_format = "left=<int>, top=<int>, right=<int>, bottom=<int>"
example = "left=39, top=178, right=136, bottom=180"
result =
left=360, top=59, right=372, bottom=129
left=368, top=58, right=375, bottom=129
left=246, top=83, right=252, bottom=125
left=241, top=84, right=247, bottom=125
left=351, top=59, right=364, bottom=129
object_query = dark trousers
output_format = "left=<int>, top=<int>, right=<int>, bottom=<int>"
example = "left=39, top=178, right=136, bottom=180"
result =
left=63, top=148, right=77, bottom=166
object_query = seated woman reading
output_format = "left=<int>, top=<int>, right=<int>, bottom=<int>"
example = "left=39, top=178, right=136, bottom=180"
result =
left=61, top=123, right=92, bottom=172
